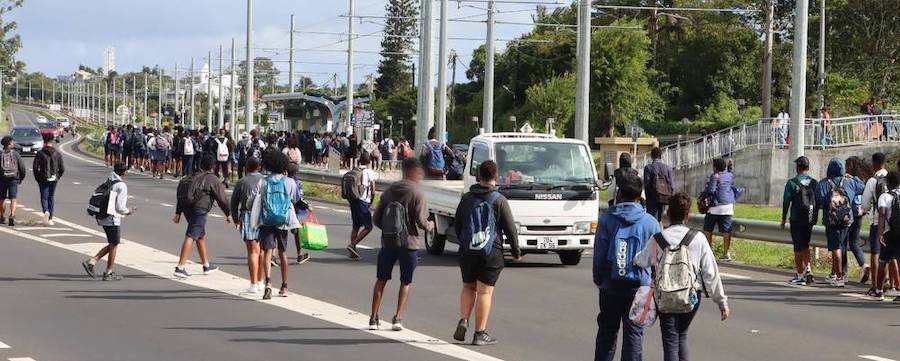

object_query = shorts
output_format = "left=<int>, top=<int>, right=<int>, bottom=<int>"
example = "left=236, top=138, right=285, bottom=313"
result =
left=377, top=247, right=419, bottom=284
left=869, top=223, right=881, bottom=254
left=460, top=248, right=504, bottom=286
left=824, top=225, right=849, bottom=251
left=879, top=232, right=899, bottom=262
left=240, top=211, right=258, bottom=241
left=703, top=214, right=733, bottom=234
left=103, top=225, right=121, bottom=245
left=350, top=200, right=373, bottom=229
left=184, top=208, right=208, bottom=239
left=104, top=143, right=111, bottom=155
left=790, top=223, right=813, bottom=252
left=0, top=178, right=18, bottom=199
left=134, top=149, right=146, bottom=158
left=259, top=226, right=288, bottom=251
left=109, top=144, right=121, bottom=154
left=150, top=149, right=167, bottom=162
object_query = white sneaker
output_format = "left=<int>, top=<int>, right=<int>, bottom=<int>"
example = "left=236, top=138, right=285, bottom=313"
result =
left=47, top=218, right=55, bottom=226
left=242, top=284, right=260, bottom=295
left=885, top=288, right=900, bottom=297
left=833, top=277, right=846, bottom=288
left=43, top=212, right=51, bottom=225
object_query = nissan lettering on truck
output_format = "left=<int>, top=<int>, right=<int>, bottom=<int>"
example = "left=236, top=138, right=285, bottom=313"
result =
left=425, top=133, right=600, bottom=265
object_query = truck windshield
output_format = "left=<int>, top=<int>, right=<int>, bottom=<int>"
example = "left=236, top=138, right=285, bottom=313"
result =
left=495, top=142, right=595, bottom=187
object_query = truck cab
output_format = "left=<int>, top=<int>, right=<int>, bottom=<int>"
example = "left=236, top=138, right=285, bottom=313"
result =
left=425, top=133, right=600, bottom=265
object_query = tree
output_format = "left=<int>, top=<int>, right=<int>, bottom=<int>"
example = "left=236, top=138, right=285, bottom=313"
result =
left=827, top=0, right=900, bottom=102
left=237, top=57, right=279, bottom=94
left=524, top=73, right=575, bottom=136
left=0, top=0, right=25, bottom=79
left=374, top=0, right=418, bottom=98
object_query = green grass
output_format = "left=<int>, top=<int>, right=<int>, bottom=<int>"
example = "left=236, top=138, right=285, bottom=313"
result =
left=713, top=237, right=866, bottom=278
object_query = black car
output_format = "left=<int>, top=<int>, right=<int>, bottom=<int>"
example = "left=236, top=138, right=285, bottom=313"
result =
left=9, top=126, right=43, bottom=156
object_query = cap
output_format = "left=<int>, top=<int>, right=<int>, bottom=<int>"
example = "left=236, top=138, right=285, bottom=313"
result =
left=794, top=156, right=810, bottom=168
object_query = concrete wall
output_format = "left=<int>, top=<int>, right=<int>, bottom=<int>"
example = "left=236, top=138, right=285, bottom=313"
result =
left=671, top=143, right=900, bottom=206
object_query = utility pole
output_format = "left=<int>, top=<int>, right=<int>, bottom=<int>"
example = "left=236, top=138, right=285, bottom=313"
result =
left=789, top=0, right=810, bottom=161
left=416, top=0, right=435, bottom=144
left=207, top=51, right=213, bottom=130
left=218, top=45, right=225, bottom=129
left=245, top=0, right=255, bottom=132
left=817, top=0, right=826, bottom=117
left=481, top=0, right=495, bottom=133
left=41, top=81, right=44, bottom=105
left=574, top=0, right=591, bottom=142
left=104, top=82, right=109, bottom=126
left=449, top=50, right=457, bottom=113
left=121, top=77, right=126, bottom=124
left=175, top=63, right=180, bottom=122
left=346, top=0, right=355, bottom=135
left=436, top=0, right=449, bottom=142
left=190, top=58, right=196, bottom=129
left=132, top=76, right=136, bottom=123
left=231, top=38, right=237, bottom=138
left=761, top=0, right=774, bottom=119
left=143, top=72, right=149, bottom=127
left=112, top=78, right=116, bottom=125
left=289, top=14, right=296, bottom=93
left=158, top=68, right=163, bottom=128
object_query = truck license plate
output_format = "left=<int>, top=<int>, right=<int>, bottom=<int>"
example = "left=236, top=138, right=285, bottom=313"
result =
left=537, top=237, right=558, bottom=250
left=22, top=147, right=30, bottom=152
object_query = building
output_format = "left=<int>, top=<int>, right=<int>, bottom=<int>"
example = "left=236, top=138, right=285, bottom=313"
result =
left=103, top=47, right=116, bottom=75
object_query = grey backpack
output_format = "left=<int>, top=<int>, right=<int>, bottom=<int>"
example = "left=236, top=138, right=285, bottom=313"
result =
left=380, top=200, right=409, bottom=248
left=653, top=230, right=700, bottom=314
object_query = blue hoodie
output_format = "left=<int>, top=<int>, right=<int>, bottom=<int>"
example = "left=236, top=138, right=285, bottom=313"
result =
left=593, top=202, right=660, bottom=290
left=816, top=158, right=865, bottom=225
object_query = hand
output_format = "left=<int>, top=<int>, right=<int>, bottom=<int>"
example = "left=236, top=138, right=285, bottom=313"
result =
left=128, top=207, right=137, bottom=215
left=780, top=220, right=786, bottom=229
left=880, top=238, right=887, bottom=247
left=511, top=255, right=523, bottom=263
left=235, top=222, right=241, bottom=231
left=225, top=217, right=232, bottom=224
left=720, top=307, right=730, bottom=321
left=172, top=214, right=181, bottom=224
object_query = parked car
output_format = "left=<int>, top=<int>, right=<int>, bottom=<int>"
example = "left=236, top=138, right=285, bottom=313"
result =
left=56, top=117, right=71, bottom=131
left=9, top=126, right=43, bottom=156
left=37, top=122, right=63, bottom=141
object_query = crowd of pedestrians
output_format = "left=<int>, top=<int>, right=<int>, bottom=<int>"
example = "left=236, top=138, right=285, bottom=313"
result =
left=1, top=133, right=65, bottom=227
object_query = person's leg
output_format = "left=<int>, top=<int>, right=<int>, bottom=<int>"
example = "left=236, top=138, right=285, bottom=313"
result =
left=889, top=259, right=900, bottom=289
left=222, top=161, right=230, bottom=185
left=8, top=197, right=17, bottom=218
left=675, top=302, right=700, bottom=361
left=848, top=218, right=866, bottom=269
left=474, top=282, right=494, bottom=332
left=658, top=314, right=680, bottom=361
left=869, top=224, right=881, bottom=288
left=92, top=245, right=111, bottom=262
left=246, top=240, right=260, bottom=284
left=370, top=278, right=388, bottom=320
left=38, top=180, right=50, bottom=214
left=177, top=237, right=195, bottom=267
left=460, top=282, right=477, bottom=320
left=106, top=244, right=118, bottom=271
left=47, top=181, right=57, bottom=219
left=395, top=249, right=418, bottom=320
left=703, top=214, right=715, bottom=248
left=595, top=291, right=622, bottom=361
left=262, top=248, right=274, bottom=285
left=619, top=291, right=643, bottom=361
left=196, top=235, right=210, bottom=265
left=0, top=197, right=6, bottom=217
left=277, top=232, right=289, bottom=288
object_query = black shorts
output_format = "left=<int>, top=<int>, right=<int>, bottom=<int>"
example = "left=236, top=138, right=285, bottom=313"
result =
left=460, top=248, right=504, bottom=286
left=184, top=208, right=208, bottom=239
left=103, top=226, right=121, bottom=245
left=880, top=234, right=900, bottom=262
left=259, top=226, right=289, bottom=251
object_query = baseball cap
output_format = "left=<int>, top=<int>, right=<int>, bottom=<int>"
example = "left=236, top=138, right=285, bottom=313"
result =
left=794, top=156, right=810, bottom=168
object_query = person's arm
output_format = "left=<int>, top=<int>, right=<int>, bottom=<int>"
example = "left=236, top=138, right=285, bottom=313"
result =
left=372, top=195, right=385, bottom=229
left=17, top=154, right=26, bottom=182
left=453, top=195, right=468, bottom=237
left=210, top=178, right=231, bottom=219
left=229, top=181, right=242, bottom=224
left=413, top=191, right=432, bottom=231
left=861, top=178, right=875, bottom=215
left=642, top=165, right=652, bottom=195
left=593, top=218, right=609, bottom=287
left=32, top=153, right=42, bottom=182
left=115, top=183, right=131, bottom=216
left=56, top=152, right=65, bottom=178
left=698, top=235, right=728, bottom=313
left=878, top=205, right=888, bottom=246
left=667, top=165, right=675, bottom=191
left=782, top=180, right=794, bottom=223
left=705, top=174, right=717, bottom=194
left=495, top=196, right=520, bottom=258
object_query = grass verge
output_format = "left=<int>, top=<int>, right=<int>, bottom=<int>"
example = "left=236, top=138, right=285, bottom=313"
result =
left=713, top=237, right=865, bottom=279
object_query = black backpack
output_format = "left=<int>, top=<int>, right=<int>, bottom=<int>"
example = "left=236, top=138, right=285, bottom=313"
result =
left=790, top=178, right=817, bottom=225
left=177, top=173, right=210, bottom=210
left=380, top=200, right=410, bottom=248
left=87, top=179, right=120, bottom=219
left=341, top=168, right=365, bottom=200
left=609, top=167, right=639, bottom=206
left=887, top=190, right=900, bottom=240
left=651, top=163, right=673, bottom=204
left=874, top=174, right=888, bottom=200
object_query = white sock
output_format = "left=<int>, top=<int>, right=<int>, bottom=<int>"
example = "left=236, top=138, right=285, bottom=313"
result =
left=88, top=258, right=97, bottom=265
left=176, top=265, right=185, bottom=271
left=203, top=262, right=210, bottom=268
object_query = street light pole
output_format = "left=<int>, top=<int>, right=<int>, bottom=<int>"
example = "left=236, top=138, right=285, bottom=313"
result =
left=207, top=51, right=213, bottom=130
left=289, top=14, right=295, bottom=93
left=761, top=0, right=774, bottom=118
left=817, top=0, right=826, bottom=117
left=143, top=72, right=149, bottom=127
left=190, top=58, right=196, bottom=129
left=231, top=38, right=237, bottom=138
left=573, top=0, right=591, bottom=142
left=435, top=0, right=449, bottom=142
left=245, top=0, right=255, bottom=131
left=789, top=0, right=810, bottom=161
left=482, top=0, right=495, bottom=134
left=158, top=68, right=163, bottom=128
left=174, top=63, right=180, bottom=122
left=416, top=0, right=435, bottom=144
left=218, top=45, right=225, bottom=130
left=346, top=0, right=355, bottom=135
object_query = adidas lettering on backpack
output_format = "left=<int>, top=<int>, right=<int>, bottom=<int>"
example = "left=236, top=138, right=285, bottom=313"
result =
left=653, top=230, right=700, bottom=314
left=607, top=223, right=646, bottom=285
left=87, top=179, right=120, bottom=219
left=791, top=178, right=817, bottom=225
left=1, top=151, right=17, bottom=178
left=459, top=192, right=502, bottom=257
left=826, top=178, right=852, bottom=228
left=216, top=138, right=229, bottom=162
left=381, top=200, right=410, bottom=248
left=341, top=168, right=365, bottom=200
left=261, top=176, right=293, bottom=227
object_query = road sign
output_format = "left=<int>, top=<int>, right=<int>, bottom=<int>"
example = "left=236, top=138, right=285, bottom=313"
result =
left=519, top=122, right=534, bottom=134
left=268, top=112, right=282, bottom=124
left=351, top=108, right=375, bottom=127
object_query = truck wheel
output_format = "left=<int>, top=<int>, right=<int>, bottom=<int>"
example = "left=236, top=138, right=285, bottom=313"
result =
left=424, top=226, right=446, bottom=255
left=558, top=250, right=583, bottom=265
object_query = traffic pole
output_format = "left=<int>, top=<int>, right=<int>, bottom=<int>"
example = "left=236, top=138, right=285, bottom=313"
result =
left=789, top=0, right=810, bottom=161
left=231, top=38, right=237, bottom=138
left=573, top=0, right=590, bottom=142
left=436, top=0, right=448, bottom=142
left=346, top=0, right=355, bottom=136
left=245, top=0, right=255, bottom=132
left=289, top=14, right=295, bottom=93
left=482, top=0, right=495, bottom=134
left=218, top=45, right=225, bottom=130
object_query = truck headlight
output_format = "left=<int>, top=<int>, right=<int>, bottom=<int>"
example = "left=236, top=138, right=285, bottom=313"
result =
left=574, top=221, right=597, bottom=234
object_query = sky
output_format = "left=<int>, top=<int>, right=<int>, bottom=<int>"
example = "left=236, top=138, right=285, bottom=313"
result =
left=8, top=0, right=560, bottom=87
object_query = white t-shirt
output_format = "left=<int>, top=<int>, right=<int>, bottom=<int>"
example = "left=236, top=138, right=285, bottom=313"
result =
left=359, top=166, right=378, bottom=203
left=709, top=203, right=734, bottom=216
left=877, top=191, right=897, bottom=232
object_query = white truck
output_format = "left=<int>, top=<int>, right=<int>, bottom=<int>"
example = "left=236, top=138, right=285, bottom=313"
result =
left=423, top=133, right=601, bottom=265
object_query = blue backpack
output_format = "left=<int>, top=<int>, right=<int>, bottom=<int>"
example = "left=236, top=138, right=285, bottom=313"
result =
left=424, top=141, right=446, bottom=172
left=260, top=176, right=292, bottom=227
left=606, top=223, right=647, bottom=286
left=459, top=192, right=503, bottom=257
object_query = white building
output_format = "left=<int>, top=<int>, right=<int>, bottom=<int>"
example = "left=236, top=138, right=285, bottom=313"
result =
left=191, top=63, right=240, bottom=99
left=103, top=47, right=116, bottom=74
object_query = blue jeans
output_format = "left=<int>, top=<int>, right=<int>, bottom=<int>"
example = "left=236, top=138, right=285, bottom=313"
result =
left=595, top=289, right=643, bottom=361
left=659, top=298, right=700, bottom=361
left=842, top=216, right=866, bottom=272
left=182, top=155, right=194, bottom=176
left=646, top=202, right=665, bottom=222
left=38, top=180, right=58, bottom=217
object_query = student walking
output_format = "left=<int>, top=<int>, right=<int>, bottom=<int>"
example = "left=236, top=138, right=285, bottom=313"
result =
left=82, top=162, right=134, bottom=281
left=643, top=147, right=674, bottom=223
left=844, top=156, right=869, bottom=277
left=0, top=136, right=26, bottom=226
left=173, top=155, right=232, bottom=279
left=703, top=158, right=737, bottom=261
left=344, top=152, right=378, bottom=259
left=594, top=172, right=659, bottom=361
left=634, top=192, right=729, bottom=361
left=862, top=153, right=888, bottom=290
left=212, top=128, right=233, bottom=188
left=452, top=160, right=521, bottom=346
left=230, top=157, right=266, bottom=295
left=816, top=157, right=864, bottom=288
left=369, top=158, right=433, bottom=331
left=420, top=128, right=452, bottom=180
left=607, top=153, right=640, bottom=207
left=781, top=156, right=818, bottom=285
left=33, top=133, right=65, bottom=226
left=286, top=164, right=311, bottom=265
left=871, top=171, right=900, bottom=301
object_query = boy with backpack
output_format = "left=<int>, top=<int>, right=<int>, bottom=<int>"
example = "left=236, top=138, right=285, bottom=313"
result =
left=634, top=192, right=729, bottom=361
left=213, top=128, right=233, bottom=188
left=593, top=172, right=659, bottom=361
left=82, top=162, right=134, bottom=281
left=608, top=153, right=640, bottom=206
left=33, top=133, right=65, bottom=226
left=369, top=158, right=433, bottom=331
left=0, top=136, right=26, bottom=226
left=452, top=160, right=521, bottom=346
left=862, top=153, right=891, bottom=292
left=420, top=128, right=452, bottom=180
left=343, top=152, right=378, bottom=260
left=643, top=147, right=674, bottom=223
left=249, top=151, right=303, bottom=299
left=173, top=155, right=232, bottom=279
left=781, top=156, right=819, bottom=286
left=816, top=157, right=864, bottom=288
left=230, top=157, right=266, bottom=295
left=286, top=163, right=311, bottom=265
left=703, top=158, right=737, bottom=261
left=871, top=170, right=900, bottom=302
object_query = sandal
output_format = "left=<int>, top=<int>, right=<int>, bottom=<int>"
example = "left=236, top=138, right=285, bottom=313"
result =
left=279, top=282, right=289, bottom=297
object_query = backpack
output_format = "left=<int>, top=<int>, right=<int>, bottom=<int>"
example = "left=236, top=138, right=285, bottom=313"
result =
left=446, top=153, right=466, bottom=181
left=341, top=168, right=365, bottom=200
left=874, top=174, right=888, bottom=201
left=380, top=200, right=410, bottom=249
left=215, top=138, right=229, bottom=162
left=697, top=191, right=715, bottom=214
left=87, top=179, right=120, bottom=219
left=826, top=178, right=853, bottom=228
left=399, top=143, right=413, bottom=159
left=176, top=173, right=209, bottom=209
left=248, top=140, right=263, bottom=160
left=183, top=138, right=195, bottom=156
left=790, top=178, right=817, bottom=225
left=1, top=151, right=17, bottom=178
left=314, top=139, right=322, bottom=150
left=652, top=163, right=673, bottom=204
left=459, top=192, right=502, bottom=257
left=422, top=141, right=446, bottom=175
left=379, top=140, right=390, bottom=156
left=653, top=230, right=700, bottom=314
left=40, top=150, right=59, bottom=182
left=154, top=136, right=169, bottom=151
left=605, top=222, right=647, bottom=286
left=107, top=132, right=119, bottom=145
left=260, top=176, right=292, bottom=227
left=610, top=168, right=639, bottom=206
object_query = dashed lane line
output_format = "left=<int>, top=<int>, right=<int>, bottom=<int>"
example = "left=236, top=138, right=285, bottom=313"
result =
left=15, top=227, right=73, bottom=231
left=356, top=245, right=374, bottom=250
left=0, top=341, right=9, bottom=348
left=0, top=216, right=504, bottom=361
left=859, top=355, right=897, bottom=361
left=40, top=233, right=94, bottom=238
left=160, top=203, right=174, bottom=208
left=20, top=208, right=34, bottom=212
left=720, top=272, right=752, bottom=280
left=8, top=358, right=38, bottom=361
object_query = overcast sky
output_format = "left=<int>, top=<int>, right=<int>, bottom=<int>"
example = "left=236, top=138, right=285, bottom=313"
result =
left=9, top=0, right=555, bottom=87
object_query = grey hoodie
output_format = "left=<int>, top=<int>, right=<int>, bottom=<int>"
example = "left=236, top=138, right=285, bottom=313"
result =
left=373, top=179, right=432, bottom=250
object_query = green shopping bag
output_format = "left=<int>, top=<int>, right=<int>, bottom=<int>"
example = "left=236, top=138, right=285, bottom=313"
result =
left=300, top=210, right=329, bottom=251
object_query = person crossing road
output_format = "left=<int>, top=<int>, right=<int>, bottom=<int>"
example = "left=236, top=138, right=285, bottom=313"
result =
left=173, top=154, right=232, bottom=279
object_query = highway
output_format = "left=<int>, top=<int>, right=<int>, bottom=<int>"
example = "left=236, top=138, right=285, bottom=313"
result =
left=0, top=106, right=898, bottom=361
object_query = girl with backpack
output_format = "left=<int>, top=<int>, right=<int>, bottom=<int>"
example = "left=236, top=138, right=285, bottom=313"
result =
left=634, top=192, right=729, bottom=361
left=702, top=158, right=736, bottom=261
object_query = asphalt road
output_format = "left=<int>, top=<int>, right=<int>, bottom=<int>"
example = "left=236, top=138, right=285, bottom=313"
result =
left=1, top=106, right=898, bottom=361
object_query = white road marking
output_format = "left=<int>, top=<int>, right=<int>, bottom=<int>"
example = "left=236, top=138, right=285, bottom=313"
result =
left=40, top=233, right=93, bottom=238
left=768, top=281, right=807, bottom=289
left=160, top=203, right=174, bottom=208
left=0, top=341, right=9, bottom=348
left=16, top=227, right=73, bottom=231
left=208, top=214, right=224, bottom=218
left=841, top=293, right=892, bottom=302
left=356, top=245, right=374, bottom=250
left=21, top=208, right=34, bottom=212
left=720, top=272, right=751, bottom=280
left=72, top=181, right=81, bottom=185
left=859, top=355, right=897, bottom=361
left=0, top=216, right=503, bottom=361
left=9, top=358, right=38, bottom=361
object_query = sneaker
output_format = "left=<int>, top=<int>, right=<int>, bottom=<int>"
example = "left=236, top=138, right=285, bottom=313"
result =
left=860, top=266, right=871, bottom=284
left=391, top=316, right=403, bottom=331
left=263, top=286, right=272, bottom=300
left=804, top=271, right=815, bottom=285
left=0, top=216, right=6, bottom=224
left=833, top=277, right=846, bottom=288
left=8, top=216, right=15, bottom=226
left=368, top=317, right=380, bottom=331
left=472, top=331, right=498, bottom=346
left=789, top=276, right=807, bottom=286
left=81, top=260, right=96, bottom=278
left=885, top=288, right=900, bottom=297
left=102, top=271, right=123, bottom=281
left=297, top=253, right=311, bottom=265
left=453, top=319, right=468, bottom=342
left=866, top=288, right=884, bottom=301
left=242, top=284, right=260, bottom=295
left=347, top=245, right=361, bottom=260
left=173, top=267, right=191, bottom=278
left=718, top=253, right=733, bottom=262
left=203, top=264, right=219, bottom=275
left=270, top=256, right=279, bottom=268
left=43, top=212, right=51, bottom=225
left=47, top=218, right=55, bottom=226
